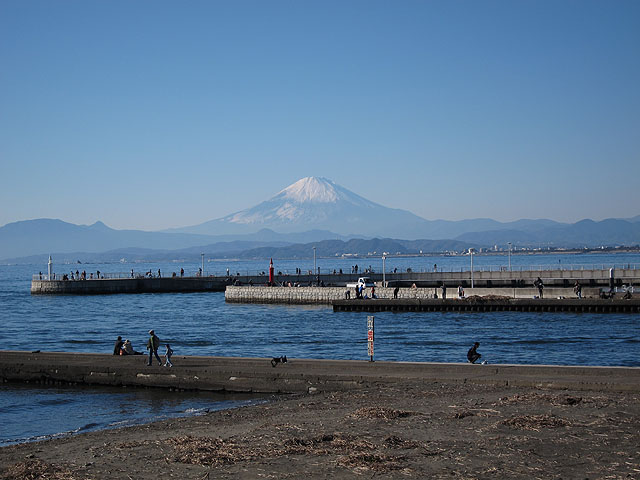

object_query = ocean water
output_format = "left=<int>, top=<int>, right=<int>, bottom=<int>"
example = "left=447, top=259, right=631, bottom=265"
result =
left=1, top=253, right=639, bottom=445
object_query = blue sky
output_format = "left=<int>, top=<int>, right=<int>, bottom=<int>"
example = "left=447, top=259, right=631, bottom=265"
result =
left=1, top=0, right=638, bottom=230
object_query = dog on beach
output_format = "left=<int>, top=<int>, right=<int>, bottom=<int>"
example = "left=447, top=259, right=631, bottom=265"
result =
left=271, top=355, right=287, bottom=367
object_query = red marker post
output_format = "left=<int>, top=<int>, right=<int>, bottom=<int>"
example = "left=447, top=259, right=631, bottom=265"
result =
left=367, top=315, right=374, bottom=362
left=269, top=258, right=274, bottom=285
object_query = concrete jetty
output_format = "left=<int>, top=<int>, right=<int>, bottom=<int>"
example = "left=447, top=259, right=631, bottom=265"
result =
left=332, top=297, right=640, bottom=313
left=31, top=267, right=638, bottom=295
left=1, top=351, right=638, bottom=394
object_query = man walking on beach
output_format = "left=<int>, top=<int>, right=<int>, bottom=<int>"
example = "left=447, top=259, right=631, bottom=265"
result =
left=146, top=330, right=162, bottom=366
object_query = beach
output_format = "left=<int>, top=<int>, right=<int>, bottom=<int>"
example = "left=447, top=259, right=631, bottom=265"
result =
left=1, top=376, right=638, bottom=479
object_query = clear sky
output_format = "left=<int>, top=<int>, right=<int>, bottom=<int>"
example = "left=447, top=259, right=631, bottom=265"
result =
left=1, top=0, right=639, bottom=231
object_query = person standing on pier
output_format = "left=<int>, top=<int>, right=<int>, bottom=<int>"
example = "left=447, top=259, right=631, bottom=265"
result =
left=534, top=277, right=544, bottom=298
left=146, top=330, right=162, bottom=366
left=441, top=283, right=447, bottom=300
left=574, top=281, right=582, bottom=299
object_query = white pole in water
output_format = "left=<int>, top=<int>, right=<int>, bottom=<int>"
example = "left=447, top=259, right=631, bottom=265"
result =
left=382, top=256, right=386, bottom=287
left=470, top=249, right=474, bottom=288
left=48, top=255, right=52, bottom=280
left=313, top=246, right=317, bottom=274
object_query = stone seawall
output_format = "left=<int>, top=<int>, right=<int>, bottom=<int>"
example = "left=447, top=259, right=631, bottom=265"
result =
left=1, top=351, right=638, bottom=394
left=31, top=277, right=230, bottom=295
left=224, top=285, right=602, bottom=304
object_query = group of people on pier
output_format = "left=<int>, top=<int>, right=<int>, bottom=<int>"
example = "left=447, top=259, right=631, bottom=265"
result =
left=113, top=330, right=173, bottom=367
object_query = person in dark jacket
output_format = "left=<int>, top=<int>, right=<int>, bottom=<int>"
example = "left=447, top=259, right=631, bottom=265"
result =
left=113, top=336, right=124, bottom=355
left=467, top=342, right=481, bottom=364
left=146, top=330, right=162, bottom=366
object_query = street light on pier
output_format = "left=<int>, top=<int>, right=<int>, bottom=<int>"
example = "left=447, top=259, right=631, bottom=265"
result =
left=382, top=255, right=386, bottom=287
left=469, top=248, right=475, bottom=288
left=508, top=242, right=512, bottom=272
left=201, top=253, right=204, bottom=277
left=313, top=246, right=317, bottom=275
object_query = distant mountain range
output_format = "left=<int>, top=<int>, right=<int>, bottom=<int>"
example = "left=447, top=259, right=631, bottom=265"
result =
left=1, top=177, right=639, bottom=262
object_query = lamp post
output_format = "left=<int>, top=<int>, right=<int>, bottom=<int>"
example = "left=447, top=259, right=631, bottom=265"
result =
left=382, top=255, right=386, bottom=287
left=313, top=246, right=316, bottom=275
left=201, top=253, right=204, bottom=277
left=470, top=248, right=474, bottom=288
left=507, top=242, right=512, bottom=272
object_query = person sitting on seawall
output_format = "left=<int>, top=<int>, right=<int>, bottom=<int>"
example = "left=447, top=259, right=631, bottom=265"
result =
left=467, top=342, right=481, bottom=364
left=121, top=339, right=142, bottom=355
left=113, top=336, right=124, bottom=355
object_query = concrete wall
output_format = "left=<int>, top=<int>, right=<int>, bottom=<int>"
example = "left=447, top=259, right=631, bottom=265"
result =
left=32, top=268, right=638, bottom=295
left=225, top=285, right=602, bottom=304
left=31, top=277, right=230, bottom=295
left=2, top=351, right=638, bottom=394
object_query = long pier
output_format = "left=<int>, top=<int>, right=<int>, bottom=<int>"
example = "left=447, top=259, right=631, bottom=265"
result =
left=1, top=351, right=638, bottom=393
left=32, top=267, right=638, bottom=295
left=332, top=297, right=640, bottom=313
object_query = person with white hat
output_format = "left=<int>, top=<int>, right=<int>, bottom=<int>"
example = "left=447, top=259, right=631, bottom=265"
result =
left=146, top=330, right=162, bottom=366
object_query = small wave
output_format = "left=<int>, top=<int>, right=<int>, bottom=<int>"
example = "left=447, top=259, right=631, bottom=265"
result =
left=64, top=339, right=103, bottom=345
left=176, top=340, right=214, bottom=347
left=184, top=407, right=209, bottom=414
left=78, top=422, right=100, bottom=431
left=38, top=398, right=72, bottom=407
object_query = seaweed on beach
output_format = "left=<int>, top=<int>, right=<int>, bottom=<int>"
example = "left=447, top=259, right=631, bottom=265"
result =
left=168, top=436, right=249, bottom=466
left=337, top=452, right=409, bottom=473
left=349, top=406, right=419, bottom=420
left=496, top=392, right=583, bottom=406
left=0, top=459, right=81, bottom=480
left=503, top=414, right=570, bottom=431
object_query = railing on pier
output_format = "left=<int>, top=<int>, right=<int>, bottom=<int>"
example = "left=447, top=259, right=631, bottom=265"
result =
left=32, top=263, right=640, bottom=282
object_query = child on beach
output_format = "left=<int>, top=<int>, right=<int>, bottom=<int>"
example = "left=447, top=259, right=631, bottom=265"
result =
left=163, top=344, right=173, bottom=367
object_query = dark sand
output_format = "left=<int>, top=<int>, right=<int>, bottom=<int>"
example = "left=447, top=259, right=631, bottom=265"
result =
left=1, top=379, right=638, bottom=479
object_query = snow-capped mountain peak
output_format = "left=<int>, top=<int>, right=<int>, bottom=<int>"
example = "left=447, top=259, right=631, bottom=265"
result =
left=178, top=176, right=429, bottom=236
left=278, top=177, right=340, bottom=203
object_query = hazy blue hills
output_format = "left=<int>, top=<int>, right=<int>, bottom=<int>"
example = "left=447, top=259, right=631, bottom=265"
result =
left=167, top=177, right=569, bottom=239
left=455, top=219, right=640, bottom=248
left=235, top=238, right=474, bottom=260
left=0, top=219, right=341, bottom=261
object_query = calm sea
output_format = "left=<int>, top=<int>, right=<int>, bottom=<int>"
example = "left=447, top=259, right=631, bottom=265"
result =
left=1, top=252, right=639, bottom=445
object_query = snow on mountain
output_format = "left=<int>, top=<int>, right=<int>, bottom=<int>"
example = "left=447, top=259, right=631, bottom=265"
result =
left=175, top=176, right=429, bottom=237
left=223, top=177, right=379, bottom=226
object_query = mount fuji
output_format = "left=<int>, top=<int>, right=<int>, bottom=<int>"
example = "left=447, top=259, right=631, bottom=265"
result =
left=171, top=177, right=433, bottom=238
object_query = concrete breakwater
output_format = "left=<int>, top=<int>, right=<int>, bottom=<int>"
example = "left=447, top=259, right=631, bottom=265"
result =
left=225, top=286, right=640, bottom=312
left=31, top=276, right=232, bottom=295
left=1, top=351, right=638, bottom=393
left=225, top=285, right=604, bottom=304
left=31, top=267, right=638, bottom=295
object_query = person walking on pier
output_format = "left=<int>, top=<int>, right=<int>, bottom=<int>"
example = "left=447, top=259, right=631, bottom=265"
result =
left=574, top=281, right=582, bottom=299
left=467, top=342, right=481, bottom=364
left=146, top=330, right=162, bottom=366
left=163, top=344, right=173, bottom=367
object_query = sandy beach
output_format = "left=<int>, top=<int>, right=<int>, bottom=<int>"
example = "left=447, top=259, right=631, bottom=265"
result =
left=1, top=377, right=638, bottom=479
